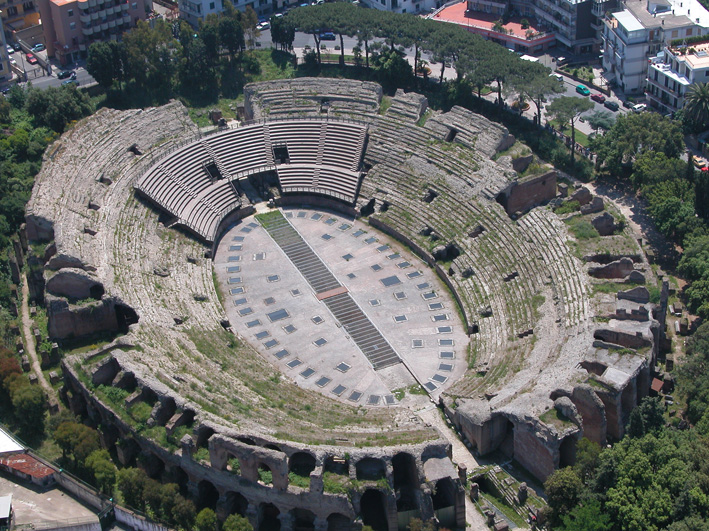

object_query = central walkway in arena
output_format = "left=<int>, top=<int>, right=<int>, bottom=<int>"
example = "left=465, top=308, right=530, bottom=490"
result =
left=260, top=212, right=401, bottom=370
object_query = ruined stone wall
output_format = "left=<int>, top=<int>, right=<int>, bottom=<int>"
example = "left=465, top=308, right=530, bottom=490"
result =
left=497, top=171, right=557, bottom=216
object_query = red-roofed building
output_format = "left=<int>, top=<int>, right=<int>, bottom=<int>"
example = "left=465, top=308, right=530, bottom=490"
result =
left=0, top=453, right=56, bottom=487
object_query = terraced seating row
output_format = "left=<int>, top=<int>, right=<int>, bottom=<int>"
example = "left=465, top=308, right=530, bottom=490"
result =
left=137, top=119, right=368, bottom=241
left=277, top=164, right=361, bottom=203
left=244, top=79, right=382, bottom=121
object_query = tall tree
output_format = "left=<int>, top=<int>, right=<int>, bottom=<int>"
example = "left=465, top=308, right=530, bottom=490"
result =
left=546, top=96, right=594, bottom=165
left=685, top=82, right=709, bottom=131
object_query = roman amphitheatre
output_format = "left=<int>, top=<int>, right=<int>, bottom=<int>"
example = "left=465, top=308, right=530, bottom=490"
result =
left=24, top=77, right=666, bottom=530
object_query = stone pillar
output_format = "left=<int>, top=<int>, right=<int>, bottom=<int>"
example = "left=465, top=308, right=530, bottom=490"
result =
left=518, top=482, right=528, bottom=506
left=455, top=483, right=466, bottom=529
left=384, top=491, right=398, bottom=531
left=469, top=483, right=479, bottom=501
left=417, top=487, right=435, bottom=521
left=246, top=503, right=259, bottom=531
left=241, top=458, right=258, bottom=483
left=310, top=468, right=323, bottom=494
left=314, top=515, right=328, bottom=531
left=216, top=494, right=230, bottom=521
left=278, top=510, right=294, bottom=531
left=458, top=463, right=467, bottom=485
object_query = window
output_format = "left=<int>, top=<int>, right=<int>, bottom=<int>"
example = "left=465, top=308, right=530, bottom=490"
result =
left=131, top=1, right=137, bottom=8
left=209, top=1, right=214, bottom=7
left=672, top=30, right=678, bottom=38
left=687, top=28, right=693, bottom=36
left=7, top=6, right=17, bottom=15
left=67, top=8, right=74, bottom=15
left=70, top=21, right=76, bottom=28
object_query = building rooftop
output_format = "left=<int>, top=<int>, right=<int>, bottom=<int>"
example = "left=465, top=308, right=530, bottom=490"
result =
left=615, top=10, right=645, bottom=32
left=0, top=427, right=24, bottom=456
left=622, top=0, right=709, bottom=30
left=50, top=0, right=78, bottom=6
left=669, top=40, right=709, bottom=68
left=0, top=454, right=55, bottom=480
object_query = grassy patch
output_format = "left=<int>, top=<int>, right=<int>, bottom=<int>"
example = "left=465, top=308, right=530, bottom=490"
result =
left=323, top=471, right=350, bottom=494
left=565, top=217, right=599, bottom=239
left=554, top=200, right=580, bottom=215
left=540, top=407, right=573, bottom=429
left=288, top=471, right=311, bottom=488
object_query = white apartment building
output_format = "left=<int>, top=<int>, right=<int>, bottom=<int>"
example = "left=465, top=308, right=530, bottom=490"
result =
left=602, top=0, right=709, bottom=94
left=361, top=0, right=437, bottom=15
left=179, top=0, right=282, bottom=25
left=647, top=42, right=709, bottom=112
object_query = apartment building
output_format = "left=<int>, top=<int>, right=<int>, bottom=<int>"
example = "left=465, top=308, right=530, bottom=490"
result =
left=0, top=17, right=12, bottom=85
left=361, top=0, right=437, bottom=15
left=463, top=0, right=598, bottom=53
left=37, top=0, right=150, bottom=65
left=179, top=0, right=283, bottom=25
left=0, top=0, right=40, bottom=31
left=647, top=41, right=709, bottom=112
left=602, top=0, right=709, bottom=94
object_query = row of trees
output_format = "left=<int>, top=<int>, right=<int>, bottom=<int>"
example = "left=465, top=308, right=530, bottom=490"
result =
left=87, top=4, right=262, bottom=103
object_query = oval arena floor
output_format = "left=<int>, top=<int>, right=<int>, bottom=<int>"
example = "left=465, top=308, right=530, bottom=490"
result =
left=213, top=207, right=468, bottom=406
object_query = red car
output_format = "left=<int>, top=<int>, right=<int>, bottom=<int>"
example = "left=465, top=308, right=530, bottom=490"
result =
left=26, top=53, right=38, bottom=64
left=590, top=93, right=606, bottom=103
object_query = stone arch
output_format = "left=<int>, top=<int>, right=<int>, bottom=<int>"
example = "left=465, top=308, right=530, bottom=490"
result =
left=259, top=502, right=281, bottom=531
left=238, top=436, right=257, bottom=446
left=289, top=451, right=316, bottom=476
left=139, top=452, right=164, bottom=480
left=360, top=489, right=388, bottom=531
left=432, top=478, right=456, bottom=510
left=392, top=452, right=417, bottom=489
left=264, top=443, right=282, bottom=452
left=559, top=434, right=578, bottom=468
left=196, top=426, right=215, bottom=448
left=291, top=508, right=315, bottom=531
left=225, top=452, right=242, bottom=475
left=356, top=457, right=386, bottom=481
left=500, top=418, right=515, bottom=457
left=392, top=453, right=419, bottom=513
left=224, top=491, right=248, bottom=517
left=171, top=466, right=189, bottom=497
left=327, top=513, right=351, bottom=531
left=324, top=455, right=349, bottom=475
left=198, top=479, right=219, bottom=511
left=258, top=462, right=274, bottom=486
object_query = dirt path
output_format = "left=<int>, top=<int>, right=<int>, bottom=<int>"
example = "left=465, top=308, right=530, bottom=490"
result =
left=416, top=405, right=493, bottom=530
left=585, top=179, right=681, bottom=270
left=20, top=273, right=60, bottom=410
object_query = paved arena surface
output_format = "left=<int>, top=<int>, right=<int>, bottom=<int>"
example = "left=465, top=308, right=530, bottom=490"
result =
left=214, top=207, right=468, bottom=406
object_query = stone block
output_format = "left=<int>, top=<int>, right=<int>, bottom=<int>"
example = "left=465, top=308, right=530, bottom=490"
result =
left=580, top=196, right=604, bottom=215
left=592, top=212, right=616, bottom=236
left=49, top=370, right=60, bottom=384
left=617, top=286, right=650, bottom=304
left=570, top=186, right=592, bottom=205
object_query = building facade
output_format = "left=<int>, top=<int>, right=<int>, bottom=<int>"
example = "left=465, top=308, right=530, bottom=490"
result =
left=361, top=0, right=437, bottom=15
left=0, top=0, right=41, bottom=32
left=464, top=0, right=599, bottom=53
left=37, top=0, right=150, bottom=65
left=647, top=42, right=709, bottom=113
left=602, top=0, right=709, bottom=94
left=179, top=0, right=283, bottom=26
left=0, top=16, right=12, bottom=86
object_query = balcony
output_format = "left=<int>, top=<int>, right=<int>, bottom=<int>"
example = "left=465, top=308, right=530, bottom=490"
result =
left=78, top=0, right=88, bottom=7
left=80, top=12, right=91, bottom=22
left=122, top=13, right=130, bottom=23
left=82, top=26, right=94, bottom=35
left=108, top=18, right=116, bottom=26
left=121, top=2, right=128, bottom=11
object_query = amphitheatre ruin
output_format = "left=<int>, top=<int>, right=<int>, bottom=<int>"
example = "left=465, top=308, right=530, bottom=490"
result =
left=21, top=77, right=667, bottom=530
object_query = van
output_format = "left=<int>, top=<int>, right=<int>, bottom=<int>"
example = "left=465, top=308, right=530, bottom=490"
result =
left=632, top=103, right=647, bottom=113
left=550, top=73, right=563, bottom=83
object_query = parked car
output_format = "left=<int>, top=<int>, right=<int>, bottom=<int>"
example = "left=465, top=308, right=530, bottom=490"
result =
left=31, top=43, right=45, bottom=53
left=26, top=53, right=37, bottom=64
left=693, top=155, right=706, bottom=168
left=319, top=31, right=336, bottom=40
left=61, top=79, right=79, bottom=86
left=590, top=93, right=606, bottom=103
left=623, top=100, right=634, bottom=109
left=575, top=84, right=591, bottom=96
left=257, top=21, right=270, bottom=30
left=549, top=73, right=563, bottom=83
left=57, top=70, right=76, bottom=80
left=603, top=100, right=619, bottom=111
left=632, top=103, right=647, bottom=113
left=11, top=42, right=21, bottom=52
left=6, top=45, right=13, bottom=55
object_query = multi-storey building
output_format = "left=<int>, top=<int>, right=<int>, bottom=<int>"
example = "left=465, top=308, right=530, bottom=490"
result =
left=0, top=0, right=40, bottom=31
left=179, top=0, right=282, bottom=25
left=463, top=0, right=599, bottom=53
left=361, top=0, right=437, bottom=15
left=0, top=16, right=12, bottom=86
left=37, top=0, right=150, bottom=65
left=647, top=41, right=709, bottom=113
left=602, top=0, right=709, bottom=94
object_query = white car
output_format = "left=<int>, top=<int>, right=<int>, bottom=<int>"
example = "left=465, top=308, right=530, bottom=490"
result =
left=6, top=45, right=13, bottom=55
left=632, top=103, right=647, bottom=113
left=549, top=73, right=563, bottom=83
